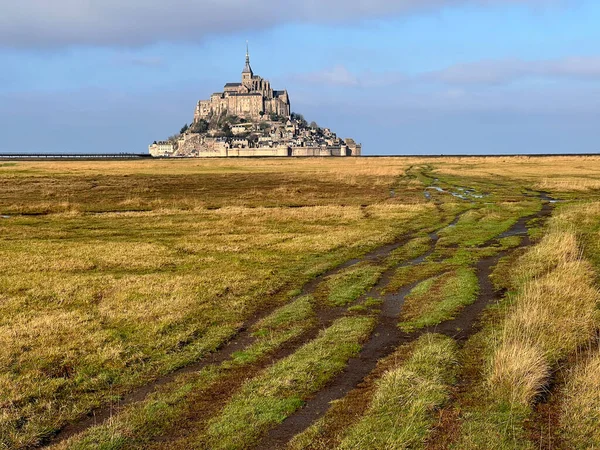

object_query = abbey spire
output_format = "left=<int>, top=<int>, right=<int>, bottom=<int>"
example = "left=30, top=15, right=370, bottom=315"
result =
left=242, top=41, right=253, bottom=75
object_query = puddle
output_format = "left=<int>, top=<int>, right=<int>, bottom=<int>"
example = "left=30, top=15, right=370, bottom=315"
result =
left=1, top=215, right=10, bottom=219
left=427, top=186, right=446, bottom=193
left=426, top=186, right=487, bottom=201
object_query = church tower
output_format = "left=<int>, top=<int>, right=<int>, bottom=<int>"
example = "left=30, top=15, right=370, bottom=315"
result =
left=242, top=42, right=253, bottom=86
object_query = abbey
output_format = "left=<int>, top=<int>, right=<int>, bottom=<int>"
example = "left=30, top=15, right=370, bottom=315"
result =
left=149, top=46, right=362, bottom=158
left=194, top=46, right=291, bottom=121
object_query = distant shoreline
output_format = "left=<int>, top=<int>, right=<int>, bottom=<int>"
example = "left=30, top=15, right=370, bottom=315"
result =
left=0, top=153, right=599, bottom=160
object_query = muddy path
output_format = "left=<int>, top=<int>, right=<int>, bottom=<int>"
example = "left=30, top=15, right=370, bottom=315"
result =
left=526, top=331, right=599, bottom=450
left=256, top=199, right=554, bottom=450
left=426, top=200, right=556, bottom=450
left=41, top=234, right=413, bottom=446
left=137, top=218, right=460, bottom=448
left=43, top=212, right=462, bottom=448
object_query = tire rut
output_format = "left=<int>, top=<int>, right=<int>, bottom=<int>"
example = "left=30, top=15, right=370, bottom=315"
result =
left=42, top=217, right=460, bottom=447
left=40, top=234, right=418, bottom=447
left=141, top=219, right=456, bottom=448
left=255, top=198, right=554, bottom=450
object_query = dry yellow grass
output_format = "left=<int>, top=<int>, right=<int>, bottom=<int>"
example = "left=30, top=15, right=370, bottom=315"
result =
left=559, top=346, right=600, bottom=448
left=488, top=225, right=599, bottom=407
left=431, top=155, right=600, bottom=192
left=3, top=157, right=600, bottom=448
left=0, top=159, right=447, bottom=448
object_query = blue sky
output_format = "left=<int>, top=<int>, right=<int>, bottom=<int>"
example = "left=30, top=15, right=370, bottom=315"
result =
left=1, top=0, right=599, bottom=155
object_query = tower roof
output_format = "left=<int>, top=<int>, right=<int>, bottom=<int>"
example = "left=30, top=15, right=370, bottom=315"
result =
left=242, top=42, right=253, bottom=75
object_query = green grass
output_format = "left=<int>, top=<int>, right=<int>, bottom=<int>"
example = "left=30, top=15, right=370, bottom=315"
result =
left=398, top=268, right=479, bottom=332
left=388, top=236, right=433, bottom=264
left=0, top=201, right=439, bottom=447
left=452, top=209, right=600, bottom=449
left=322, top=263, right=383, bottom=306
left=436, top=201, right=539, bottom=248
left=338, top=334, right=458, bottom=449
left=498, top=235, right=522, bottom=249
left=56, top=295, right=317, bottom=449
left=385, top=261, right=452, bottom=295
left=5, top=158, right=600, bottom=449
left=200, top=316, right=375, bottom=450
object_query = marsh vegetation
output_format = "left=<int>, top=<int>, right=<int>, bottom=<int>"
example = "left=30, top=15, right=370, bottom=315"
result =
left=1, top=157, right=600, bottom=449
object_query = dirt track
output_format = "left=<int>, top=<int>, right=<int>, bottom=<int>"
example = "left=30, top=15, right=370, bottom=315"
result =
left=256, top=199, right=554, bottom=449
left=42, top=219, right=446, bottom=447
left=46, top=197, right=553, bottom=449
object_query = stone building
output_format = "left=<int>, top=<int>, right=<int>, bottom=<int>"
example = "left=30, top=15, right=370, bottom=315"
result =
left=149, top=46, right=362, bottom=158
left=194, top=45, right=291, bottom=121
left=148, top=141, right=175, bottom=157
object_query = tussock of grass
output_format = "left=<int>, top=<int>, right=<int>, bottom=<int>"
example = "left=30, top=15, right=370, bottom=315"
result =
left=202, top=316, right=375, bottom=449
left=498, top=235, right=522, bottom=249
left=559, top=348, right=600, bottom=448
left=338, top=334, right=457, bottom=449
left=488, top=340, right=549, bottom=408
left=399, top=268, right=479, bottom=332
left=510, top=228, right=581, bottom=285
left=490, top=227, right=599, bottom=406
left=456, top=218, right=600, bottom=448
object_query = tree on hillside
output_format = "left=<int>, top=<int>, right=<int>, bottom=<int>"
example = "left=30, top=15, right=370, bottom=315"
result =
left=190, top=119, right=209, bottom=133
left=222, top=123, right=233, bottom=138
left=180, top=123, right=189, bottom=134
left=270, top=113, right=290, bottom=123
left=309, top=121, right=319, bottom=129
left=291, top=112, right=308, bottom=127
left=226, top=115, right=241, bottom=125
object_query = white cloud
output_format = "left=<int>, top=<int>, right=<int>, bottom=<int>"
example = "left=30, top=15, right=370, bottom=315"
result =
left=425, top=57, right=600, bottom=84
left=291, top=56, right=600, bottom=92
left=294, top=65, right=359, bottom=86
left=113, top=55, right=164, bottom=68
left=0, top=0, right=562, bottom=48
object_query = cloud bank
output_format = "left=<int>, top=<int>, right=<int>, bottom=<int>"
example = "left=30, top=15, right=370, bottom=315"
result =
left=0, top=0, right=562, bottom=48
left=426, top=57, right=600, bottom=84
left=293, top=56, right=600, bottom=90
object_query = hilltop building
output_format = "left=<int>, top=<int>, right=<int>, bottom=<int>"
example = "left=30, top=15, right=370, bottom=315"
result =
left=149, top=46, right=361, bottom=158
left=194, top=45, right=290, bottom=121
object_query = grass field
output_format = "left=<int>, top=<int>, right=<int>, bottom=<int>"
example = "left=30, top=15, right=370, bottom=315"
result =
left=1, top=156, right=600, bottom=449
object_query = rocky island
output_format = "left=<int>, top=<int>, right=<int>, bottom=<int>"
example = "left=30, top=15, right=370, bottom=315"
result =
left=149, top=46, right=361, bottom=157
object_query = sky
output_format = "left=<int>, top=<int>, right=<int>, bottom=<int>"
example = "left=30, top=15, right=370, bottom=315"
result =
left=1, top=0, right=599, bottom=155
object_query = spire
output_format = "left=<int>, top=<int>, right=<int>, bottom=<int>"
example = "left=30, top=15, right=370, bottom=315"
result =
left=242, top=41, right=253, bottom=75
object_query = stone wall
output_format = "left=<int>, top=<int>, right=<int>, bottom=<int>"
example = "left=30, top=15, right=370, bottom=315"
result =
left=291, top=147, right=346, bottom=157
left=151, top=137, right=360, bottom=158
left=229, top=146, right=290, bottom=157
